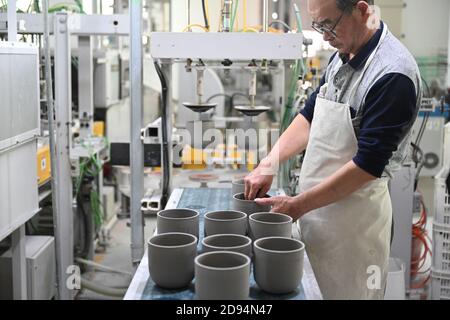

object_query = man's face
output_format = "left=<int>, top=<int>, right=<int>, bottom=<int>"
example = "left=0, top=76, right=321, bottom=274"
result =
left=308, top=0, right=365, bottom=55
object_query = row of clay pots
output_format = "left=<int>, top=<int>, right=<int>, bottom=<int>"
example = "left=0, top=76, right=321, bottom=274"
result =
left=148, top=232, right=305, bottom=299
left=157, top=208, right=293, bottom=240
left=149, top=208, right=305, bottom=299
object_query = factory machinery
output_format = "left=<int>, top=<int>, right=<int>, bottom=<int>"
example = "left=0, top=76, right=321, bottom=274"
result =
left=0, top=0, right=134, bottom=299
left=1, top=0, right=449, bottom=301
left=0, top=0, right=315, bottom=300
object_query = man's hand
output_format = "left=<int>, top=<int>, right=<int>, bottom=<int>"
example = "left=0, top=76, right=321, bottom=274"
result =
left=255, top=195, right=307, bottom=222
left=244, top=158, right=275, bottom=200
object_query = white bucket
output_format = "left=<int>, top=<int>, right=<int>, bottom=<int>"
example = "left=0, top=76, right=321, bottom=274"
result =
left=384, top=257, right=406, bottom=300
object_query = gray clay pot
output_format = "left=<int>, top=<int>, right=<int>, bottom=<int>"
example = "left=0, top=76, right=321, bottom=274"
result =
left=248, top=212, right=293, bottom=240
left=204, top=210, right=247, bottom=236
left=231, top=179, right=246, bottom=196
left=148, top=232, right=198, bottom=289
left=201, top=234, right=252, bottom=258
left=232, top=192, right=271, bottom=216
left=157, top=208, right=199, bottom=239
left=253, top=237, right=305, bottom=294
left=195, top=251, right=250, bottom=300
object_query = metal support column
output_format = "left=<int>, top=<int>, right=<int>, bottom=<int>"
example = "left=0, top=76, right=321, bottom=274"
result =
left=7, top=0, right=17, bottom=41
left=262, top=0, right=269, bottom=33
left=53, top=12, right=74, bottom=300
left=11, top=225, right=27, bottom=299
left=130, top=0, right=145, bottom=265
left=78, top=36, right=94, bottom=138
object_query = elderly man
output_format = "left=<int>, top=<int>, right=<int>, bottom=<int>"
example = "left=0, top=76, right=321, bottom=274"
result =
left=246, top=0, right=421, bottom=299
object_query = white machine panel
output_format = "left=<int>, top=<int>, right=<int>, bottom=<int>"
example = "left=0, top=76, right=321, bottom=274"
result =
left=0, top=42, right=40, bottom=150
left=0, top=42, right=40, bottom=241
left=151, top=32, right=304, bottom=60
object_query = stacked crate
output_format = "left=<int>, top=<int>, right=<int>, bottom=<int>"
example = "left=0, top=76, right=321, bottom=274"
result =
left=431, top=123, right=450, bottom=299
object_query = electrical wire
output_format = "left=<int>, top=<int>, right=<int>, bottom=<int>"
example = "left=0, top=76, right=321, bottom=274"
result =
left=201, top=0, right=210, bottom=31
left=205, top=0, right=210, bottom=27
left=269, top=20, right=292, bottom=32
left=410, top=193, right=432, bottom=290
left=154, top=61, right=171, bottom=208
left=242, top=27, right=260, bottom=33
left=206, top=93, right=232, bottom=103
left=421, top=76, right=431, bottom=98
left=230, top=0, right=239, bottom=32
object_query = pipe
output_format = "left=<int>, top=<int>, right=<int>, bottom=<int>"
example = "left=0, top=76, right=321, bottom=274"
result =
left=43, top=0, right=63, bottom=297
left=262, top=0, right=268, bottom=33
left=187, top=0, right=191, bottom=29
left=75, top=257, right=133, bottom=277
left=80, top=277, right=127, bottom=298
left=130, top=0, right=145, bottom=265
left=222, top=0, right=233, bottom=32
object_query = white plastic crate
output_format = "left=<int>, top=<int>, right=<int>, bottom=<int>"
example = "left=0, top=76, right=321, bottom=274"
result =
left=433, top=176, right=450, bottom=226
left=432, top=222, right=450, bottom=272
left=431, top=269, right=450, bottom=300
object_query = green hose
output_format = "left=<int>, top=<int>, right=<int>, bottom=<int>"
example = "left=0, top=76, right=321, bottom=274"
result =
left=230, top=0, right=239, bottom=32
left=279, top=4, right=309, bottom=192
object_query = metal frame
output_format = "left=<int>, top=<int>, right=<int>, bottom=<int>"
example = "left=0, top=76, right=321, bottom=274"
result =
left=78, top=36, right=94, bottom=138
left=150, top=31, right=303, bottom=206
left=7, top=0, right=16, bottom=41
left=2, top=0, right=38, bottom=299
left=11, top=226, right=27, bottom=299
left=150, top=32, right=304, bottom=60
left=52, top=13, right=74, bottom=300
left=0, top=13, right=129, bottom=36
left=130, top=0, right=145, bottom=265
left=2, top=9, right=131, bottom=299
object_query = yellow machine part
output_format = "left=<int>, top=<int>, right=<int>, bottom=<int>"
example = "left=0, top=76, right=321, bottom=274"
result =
left=182, top=146, right=207, bottom=170
left=94, top=121, right=105, bottom=137
left=37, top=145, right=51, bottom=185
left=180, top=144, right=256, bottom=171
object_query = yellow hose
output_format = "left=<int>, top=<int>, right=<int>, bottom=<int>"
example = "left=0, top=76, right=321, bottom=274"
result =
left=182, top=24, right=209, bottom=32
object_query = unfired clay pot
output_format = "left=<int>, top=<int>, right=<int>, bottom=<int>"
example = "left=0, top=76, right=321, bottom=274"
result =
left=148, top=232, right=198, bottom=289
left=232, top=192, right=271, bottom=216
left=231, top=179, right=246, bottom=196
left=204, top=210, right=247, bottom=236
left=195, top=251, right=250, bottom=300
left=157, top=208, right=199, bottom=239
left=202, top=234, right=252, bottom=257
left=253, top=237, right=305, bottom=294
left=248, top=212, right=293, bottom=240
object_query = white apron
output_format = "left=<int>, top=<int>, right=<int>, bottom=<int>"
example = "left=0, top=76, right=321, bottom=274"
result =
left=299, top=26, right=392, bottom=300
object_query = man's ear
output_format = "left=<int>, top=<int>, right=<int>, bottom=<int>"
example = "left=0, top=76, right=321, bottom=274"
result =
left=355, top=1, right=371, bottom=20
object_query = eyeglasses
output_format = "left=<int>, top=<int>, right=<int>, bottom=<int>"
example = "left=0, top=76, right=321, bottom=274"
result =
left=311, top=11, right=345, bottom=38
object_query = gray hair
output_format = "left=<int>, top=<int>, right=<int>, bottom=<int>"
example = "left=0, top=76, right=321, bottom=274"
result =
left=336, top=0, right=374, bottom=13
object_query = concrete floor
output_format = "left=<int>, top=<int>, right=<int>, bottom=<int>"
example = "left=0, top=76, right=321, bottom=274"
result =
left=75, top=215, right=157, bottom=300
